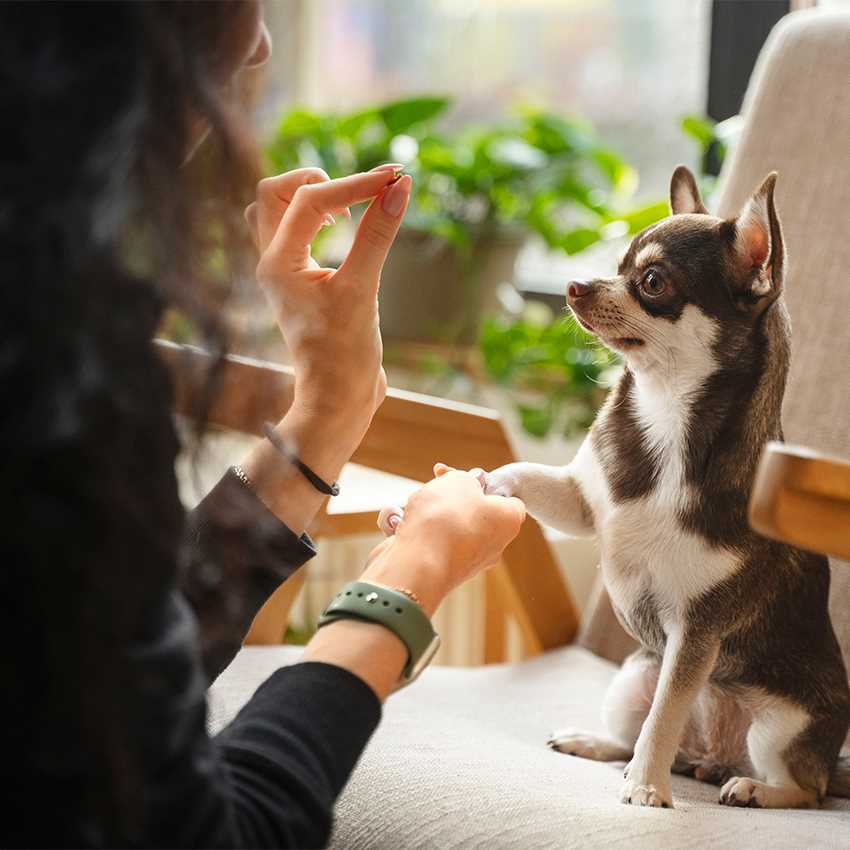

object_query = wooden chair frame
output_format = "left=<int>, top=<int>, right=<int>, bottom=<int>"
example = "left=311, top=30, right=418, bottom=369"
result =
left=157, top=339, right=579, bottom=662
left=750, top=441, right=850, bottom=562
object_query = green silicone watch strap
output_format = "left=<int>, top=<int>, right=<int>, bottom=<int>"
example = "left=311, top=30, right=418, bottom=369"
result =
left=318, top=581, right=438, bottom=681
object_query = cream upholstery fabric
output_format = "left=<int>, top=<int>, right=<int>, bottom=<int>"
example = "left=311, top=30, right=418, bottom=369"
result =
left=581, top=8, right=850, bottom=668
left=210, top=647, right=850, bottom=849
left=209, top=11, right=850, bottom=847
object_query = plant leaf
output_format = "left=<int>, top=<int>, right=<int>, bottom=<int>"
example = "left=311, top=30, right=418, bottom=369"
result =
left=379, top=97, right=450, bottom=135
left=681, top=114, right=716, bottom=149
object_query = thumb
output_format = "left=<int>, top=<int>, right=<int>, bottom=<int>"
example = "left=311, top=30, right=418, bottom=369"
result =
left=340, top=175, right=411, bottom=288
left=489, top=494, right=527, bottom=529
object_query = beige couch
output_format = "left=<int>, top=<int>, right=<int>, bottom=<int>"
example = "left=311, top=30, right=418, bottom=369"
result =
left=209, top=10, right=850, bottom=848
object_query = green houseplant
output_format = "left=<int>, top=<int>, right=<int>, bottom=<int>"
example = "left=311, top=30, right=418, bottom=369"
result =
left=265, top=97, right=667, bottom=343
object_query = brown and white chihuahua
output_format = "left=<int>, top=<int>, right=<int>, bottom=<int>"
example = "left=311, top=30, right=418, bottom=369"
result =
left=483, top=166, right=850, bottom=809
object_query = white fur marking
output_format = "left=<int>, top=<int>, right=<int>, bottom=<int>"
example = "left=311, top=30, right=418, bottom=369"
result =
left=592, top=307, right=742, bottom=616
left=746, top=696, right=809, bottom=787
left=634, top=242, right=664, bottom=269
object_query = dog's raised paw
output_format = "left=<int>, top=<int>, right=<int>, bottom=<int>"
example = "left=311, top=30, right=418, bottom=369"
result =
left=719, top=777, right=763, bottom=808
left=620, top=779, right=673, bottom=808
left=482, top=467, right=517, bottom=499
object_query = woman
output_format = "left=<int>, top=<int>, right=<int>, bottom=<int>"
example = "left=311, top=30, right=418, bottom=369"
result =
left=1, top=2, right=525, bottom=847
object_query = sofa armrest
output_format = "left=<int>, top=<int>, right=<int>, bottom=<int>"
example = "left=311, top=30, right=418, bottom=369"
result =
left=749, top=441, right=850, bottom=561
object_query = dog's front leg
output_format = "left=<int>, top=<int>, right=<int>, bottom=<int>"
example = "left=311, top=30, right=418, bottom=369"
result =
left=622, top=629, right=719, bottom=808
left=484, top=461, right=595, bottom=537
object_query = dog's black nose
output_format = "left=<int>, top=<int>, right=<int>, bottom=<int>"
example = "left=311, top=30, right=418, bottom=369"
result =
left=567, top=280, right=593, bottom=301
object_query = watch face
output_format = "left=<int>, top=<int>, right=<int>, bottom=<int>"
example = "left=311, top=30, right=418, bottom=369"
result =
left=409, top=634, right=441, bottom=682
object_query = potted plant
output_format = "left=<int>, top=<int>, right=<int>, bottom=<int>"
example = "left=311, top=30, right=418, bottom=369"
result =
left=265, top=97, right=667, bottom=344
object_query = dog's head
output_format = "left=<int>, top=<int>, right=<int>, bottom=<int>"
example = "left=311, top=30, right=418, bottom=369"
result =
left=567, top=166, right=786, bottom=374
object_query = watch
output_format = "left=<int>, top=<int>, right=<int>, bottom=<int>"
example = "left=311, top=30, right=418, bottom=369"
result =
left=318, top=580, right=441, bottom=687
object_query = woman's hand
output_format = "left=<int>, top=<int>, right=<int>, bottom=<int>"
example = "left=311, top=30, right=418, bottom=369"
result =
left=362, top=465, right=527, bottom=616
left=304, top=467, right=525, bottom=701
left=240, top=166, right=411, bottom=534
left=245, top=165, right=411, bottom=433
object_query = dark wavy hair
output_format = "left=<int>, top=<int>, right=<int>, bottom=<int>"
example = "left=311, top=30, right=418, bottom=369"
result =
left=0, top=1, right=259, bottom=838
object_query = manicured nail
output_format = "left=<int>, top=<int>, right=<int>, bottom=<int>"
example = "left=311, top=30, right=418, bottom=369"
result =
left=389, top=514, right=400, bottom=530
left=382, top=174, right=411, bottom=217
left=370, top=163, right=404, bottom=173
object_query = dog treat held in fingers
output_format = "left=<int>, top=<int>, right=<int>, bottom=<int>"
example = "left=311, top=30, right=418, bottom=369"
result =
left=485, top=165, right=850, bottom=811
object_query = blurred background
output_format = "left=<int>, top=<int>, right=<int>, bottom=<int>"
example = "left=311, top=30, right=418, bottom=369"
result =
left=176, top=0, right=850, bottom=663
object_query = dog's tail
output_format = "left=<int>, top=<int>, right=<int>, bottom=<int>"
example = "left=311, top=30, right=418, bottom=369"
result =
left=828, top=756, right=850, bottom=798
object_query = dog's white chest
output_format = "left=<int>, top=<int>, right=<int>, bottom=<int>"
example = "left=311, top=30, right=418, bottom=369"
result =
left=575, top=373, right=741, bottom=619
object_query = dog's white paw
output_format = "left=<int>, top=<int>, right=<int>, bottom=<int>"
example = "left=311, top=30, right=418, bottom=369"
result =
left=719, top=776, right=764, bottom=808
left=548, top=728, right=632, bottom=762
left=719, top=776, right=817, bottom=809
left=483, top=466, right=519, bottom=499
left=620, top=777, right=673, bottom=808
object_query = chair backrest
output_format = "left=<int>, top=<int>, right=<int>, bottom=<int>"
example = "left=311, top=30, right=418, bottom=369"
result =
left=580, top=9, right=850, bottom=665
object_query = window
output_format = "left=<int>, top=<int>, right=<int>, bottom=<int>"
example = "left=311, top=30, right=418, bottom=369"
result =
left=262, top=0, right=710, bottom=200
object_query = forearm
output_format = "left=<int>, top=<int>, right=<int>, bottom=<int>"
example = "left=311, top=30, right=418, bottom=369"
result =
left=302, top=542, right=448, bottom=702
left=183, top=469, right=316, bottom=682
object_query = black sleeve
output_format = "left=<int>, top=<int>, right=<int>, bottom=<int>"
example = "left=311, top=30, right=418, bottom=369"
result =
left=214, top=661, right=381, bottom=847
left=181, top=468, right=317, bottom=682
left=127, top=591, right=381, bottom=849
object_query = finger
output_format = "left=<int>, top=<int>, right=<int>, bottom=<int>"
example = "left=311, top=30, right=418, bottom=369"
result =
left=255, top=167, right=330, bottom=251
left=377, top=506, right=404, bottom=537
left=244, top=203, right=260, bottom=250
left=468, top=468, right=487, bottom=489
left=340, top=175, right=411, bottom=289
left=490, top=495, right=527, bottom=527
left=433, top=462, right=454, bottom=478
left=270, top=171, right=403, bottom=271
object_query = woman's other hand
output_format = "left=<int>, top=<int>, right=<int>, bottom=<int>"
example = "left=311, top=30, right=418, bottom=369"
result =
left=245, top=166, right=410, bottom=437
left=365, top=466, right=526, bottom=616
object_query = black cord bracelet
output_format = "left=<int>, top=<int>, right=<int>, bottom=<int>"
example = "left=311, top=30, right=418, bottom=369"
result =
left=262, top=422, right=340, bottom=496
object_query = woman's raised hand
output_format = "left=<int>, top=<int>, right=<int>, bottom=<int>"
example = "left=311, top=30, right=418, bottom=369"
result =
left=244, top=165, right=411, bottom=432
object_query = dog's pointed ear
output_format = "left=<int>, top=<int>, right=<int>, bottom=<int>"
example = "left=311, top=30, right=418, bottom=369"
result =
left=730, top=172, right=784, bottom=308
left=670, top=165, right=708, bottom=215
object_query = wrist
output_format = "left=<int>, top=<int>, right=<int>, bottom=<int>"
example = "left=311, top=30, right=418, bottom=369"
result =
left=294, top=368, right=383, bottom=419
left=284, top=400, right=369, bottom=479
left=360, top=539, right=452, bottom=618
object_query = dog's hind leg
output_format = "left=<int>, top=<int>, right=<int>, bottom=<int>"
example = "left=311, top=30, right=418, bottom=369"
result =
left=548, top=650, right=658, bottom=761
left=719, top=697, right=847, bottom=809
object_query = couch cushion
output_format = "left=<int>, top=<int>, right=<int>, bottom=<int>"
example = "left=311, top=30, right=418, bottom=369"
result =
left=210, top=646, right=850, bottom=849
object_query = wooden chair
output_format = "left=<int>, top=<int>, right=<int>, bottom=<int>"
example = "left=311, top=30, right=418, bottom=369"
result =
left=157, top=338, right=578, bottom=663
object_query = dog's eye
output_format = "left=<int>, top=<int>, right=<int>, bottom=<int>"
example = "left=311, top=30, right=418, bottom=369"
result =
left=640, top=270, right=666, bottom=297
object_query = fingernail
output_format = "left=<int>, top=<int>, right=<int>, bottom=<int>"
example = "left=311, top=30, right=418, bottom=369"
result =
left=321, top=213, right=336, bottom=227
left=382, top=174, right=411, bottom=217
left=389, top=515, right=400, bottom=529
left=370, top=163, right=404, bottom=173
left=340, top=207, right=352, bottom=219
